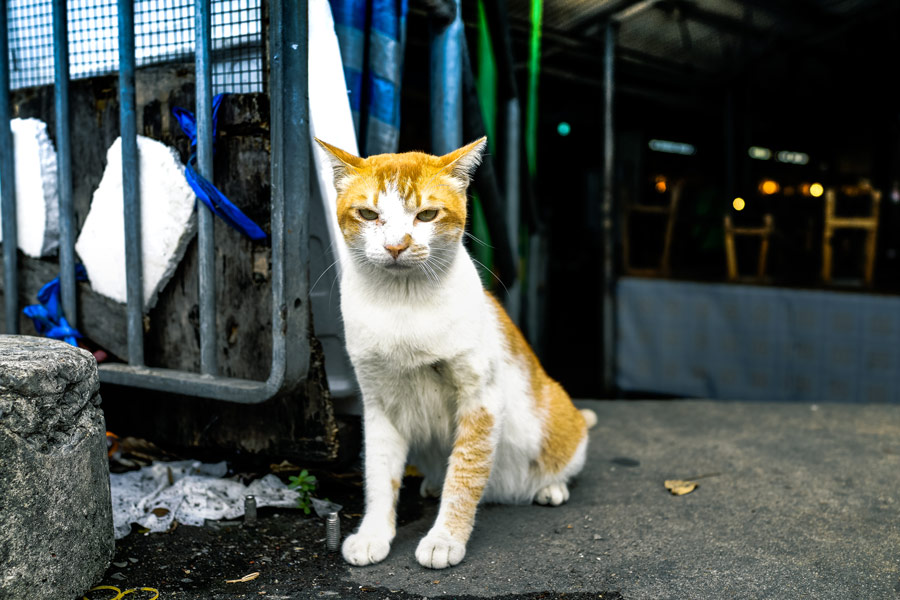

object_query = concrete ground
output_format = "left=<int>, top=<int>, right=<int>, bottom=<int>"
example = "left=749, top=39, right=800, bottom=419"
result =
left=93, top=399, right=900, bottom=599
left=345, top=400, right=900, bottom=599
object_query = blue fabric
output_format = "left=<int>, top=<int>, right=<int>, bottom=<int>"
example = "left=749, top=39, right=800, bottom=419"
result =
left=329, top=0, right=408, bottom=156
left=172, top=94, right=267, bottom=241
left=367, top=74, right=399, bottom=125
left=23, top=264, right=88, bottom=346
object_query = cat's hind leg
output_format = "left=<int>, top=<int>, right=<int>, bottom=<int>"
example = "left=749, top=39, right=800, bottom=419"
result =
left=409, top=447, right=448, bottom=499
left=530, top=412, right=593, bottom=507
left=535, top=482, right=570, bottom=506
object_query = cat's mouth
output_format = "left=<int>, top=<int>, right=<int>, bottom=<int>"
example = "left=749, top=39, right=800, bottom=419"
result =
left=382, top=261, right=413, bottom=270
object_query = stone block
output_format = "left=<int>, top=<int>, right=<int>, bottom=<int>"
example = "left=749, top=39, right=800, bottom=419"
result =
left=0, top=335, right=114, bottom=600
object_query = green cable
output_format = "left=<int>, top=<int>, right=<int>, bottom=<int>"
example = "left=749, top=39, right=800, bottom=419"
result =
left=472, top=0, right=496, bottom=287
left=526, top=0, right=542, bottom=177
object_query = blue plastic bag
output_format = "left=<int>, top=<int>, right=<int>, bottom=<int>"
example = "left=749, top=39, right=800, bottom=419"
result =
left=172, top=94, right=267, bottom=241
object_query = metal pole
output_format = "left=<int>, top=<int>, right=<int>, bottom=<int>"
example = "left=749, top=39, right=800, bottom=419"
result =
left=53, top=0, right=77, bottom=329
left=724, top=89, right=735, bottom=204
left=118, top=0, right=144, bottom=365
left=0, top=0, right=19, bottom=334
left=504, top=98, right=521, bottom=324
left=602, top=22, right=616, bottom=394
left=269, top=0, right=311, bottom=387
left=195, top=0, right=217, bottom=375
left=430, top=0, right=462, bottom=154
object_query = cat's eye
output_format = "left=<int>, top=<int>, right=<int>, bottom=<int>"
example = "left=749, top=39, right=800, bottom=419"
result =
left=358, top=208, right=379, bottom=221
left=417, top=209, right=439, bottom=222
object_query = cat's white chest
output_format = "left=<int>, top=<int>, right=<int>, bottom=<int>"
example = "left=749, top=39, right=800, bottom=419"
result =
left=340, top=255, right=486, bottom=372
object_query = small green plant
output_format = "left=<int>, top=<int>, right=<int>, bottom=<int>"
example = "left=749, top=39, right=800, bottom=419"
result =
left=287, top=469, right=318, bottom=515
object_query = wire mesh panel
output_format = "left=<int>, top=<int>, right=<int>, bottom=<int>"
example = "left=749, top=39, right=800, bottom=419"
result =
left=7, top=0, right=54, bottom=88
left=212, top=0, right=263, bottom=93
left=6, top=0, right=263, bottom=92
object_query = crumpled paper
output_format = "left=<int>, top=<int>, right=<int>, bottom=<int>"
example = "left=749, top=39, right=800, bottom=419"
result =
left=110, top=460, right=302, bottom=539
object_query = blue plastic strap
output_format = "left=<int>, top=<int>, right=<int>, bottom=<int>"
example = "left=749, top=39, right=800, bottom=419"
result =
left=172, top=94, right=267, bottom=241
left=23, top=264, right=88, bottom=346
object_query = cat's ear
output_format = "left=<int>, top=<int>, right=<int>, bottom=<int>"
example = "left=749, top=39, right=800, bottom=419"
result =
left=314, top=138, right=365, bottom=193
left=437, top=137, right=487, bottom=187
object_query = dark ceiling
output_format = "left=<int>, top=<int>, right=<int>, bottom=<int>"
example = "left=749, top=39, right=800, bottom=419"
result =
left=504, top=0, right=899, bottom=102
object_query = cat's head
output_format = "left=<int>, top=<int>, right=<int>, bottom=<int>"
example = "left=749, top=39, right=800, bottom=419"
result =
left=315, top=138, right=486, bottom=277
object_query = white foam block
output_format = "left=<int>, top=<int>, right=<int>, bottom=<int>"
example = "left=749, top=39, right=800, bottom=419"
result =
left=75, top=135, right=196, bottom=310
left=309, top=0, right=359, bottom=275
left=0, top=118, right=60, bottom=258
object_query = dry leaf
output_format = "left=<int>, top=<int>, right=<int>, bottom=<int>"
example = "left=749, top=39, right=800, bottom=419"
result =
left=226, top=572, right=260, bottom=584
left=664, top=480, right=698, bottom=495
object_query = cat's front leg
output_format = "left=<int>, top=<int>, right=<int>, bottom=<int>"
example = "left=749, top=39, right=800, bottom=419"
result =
left=416, top=404, right=497, bottom=569
left=343, top=404, right=408, bottom=566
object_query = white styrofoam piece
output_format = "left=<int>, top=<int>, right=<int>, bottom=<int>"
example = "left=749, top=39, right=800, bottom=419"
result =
left=309, top=0, right=359, bottom=277
left=109, top=460, right=303, bottom=539
left=0, top=118, right=60, bottom=258
left=75, top=135, right=196, bottom=311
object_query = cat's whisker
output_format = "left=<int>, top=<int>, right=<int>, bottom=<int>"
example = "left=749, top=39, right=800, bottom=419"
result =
left=469, top=256, right=509, bottom=294
left=463, top=231, right=493, bottom=249
left=309, top=257, right=343, bottom=295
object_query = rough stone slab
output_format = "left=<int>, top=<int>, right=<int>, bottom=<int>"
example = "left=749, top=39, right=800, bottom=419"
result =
left=0, top=335, right=114, bottom=600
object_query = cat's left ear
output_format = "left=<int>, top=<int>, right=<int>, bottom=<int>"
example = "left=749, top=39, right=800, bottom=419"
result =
left=438, top=137, right=487, bottom=187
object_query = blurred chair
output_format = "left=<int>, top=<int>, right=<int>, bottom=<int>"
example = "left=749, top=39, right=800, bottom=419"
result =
left=821, top=186, right=881, bottom=286
left=723, top=213, right=774, bottom=283
left=622, top=179, right=683, bottom=277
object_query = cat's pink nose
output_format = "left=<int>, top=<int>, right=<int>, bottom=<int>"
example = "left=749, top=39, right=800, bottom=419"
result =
left=385, top=235, right=412, bottom=260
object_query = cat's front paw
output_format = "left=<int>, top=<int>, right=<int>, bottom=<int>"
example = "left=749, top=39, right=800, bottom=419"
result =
left=342, top=531, right=392, bottom=566
left=415, top=529, right=466, bottom=569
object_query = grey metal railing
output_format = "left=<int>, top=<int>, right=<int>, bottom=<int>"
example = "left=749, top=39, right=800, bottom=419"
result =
left=1, top=0, right=311, bottom=403
left=1, top=0, right=18, bottom=335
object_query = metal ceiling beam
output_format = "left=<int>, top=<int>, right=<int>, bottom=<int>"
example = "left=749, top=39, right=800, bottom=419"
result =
left=668, top=1, right=784, bottom=40
left=733, top=0, right=837, bottom=31
left=567, top=0, right=649, bottom=36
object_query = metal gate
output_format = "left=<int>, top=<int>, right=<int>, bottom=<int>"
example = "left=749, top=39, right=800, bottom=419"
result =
left=0, top=0, right=311, bottom=403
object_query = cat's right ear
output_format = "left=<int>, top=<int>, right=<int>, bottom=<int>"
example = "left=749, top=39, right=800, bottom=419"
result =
left=314, top=138, right=365, bottom=194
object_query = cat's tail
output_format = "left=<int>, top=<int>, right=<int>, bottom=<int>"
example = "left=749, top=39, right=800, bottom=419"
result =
left=580, top=408, right=598, bottom=429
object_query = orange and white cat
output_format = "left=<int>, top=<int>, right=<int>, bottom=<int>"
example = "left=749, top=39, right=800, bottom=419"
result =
left=315, top=137, right=596, bottom=570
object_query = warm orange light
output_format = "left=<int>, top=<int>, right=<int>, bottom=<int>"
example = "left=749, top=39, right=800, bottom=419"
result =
left=655, top=180, right=667, bottom=193
left=759, top=179, right=780, bottom=195
left=809, top=182, right=824, bottom=198
left=733, top=197, right=746, bottom=211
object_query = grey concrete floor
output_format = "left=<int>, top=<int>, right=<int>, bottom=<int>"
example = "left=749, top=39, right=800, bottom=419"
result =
left=346, top=400, right=900, bottom=599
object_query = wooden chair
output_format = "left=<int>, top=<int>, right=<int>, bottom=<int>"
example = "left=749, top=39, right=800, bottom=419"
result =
left=724, top=213, right=774, bottom=282
left=622, top=179, right=683, bottom=277
left=821, top=187, right=881, bottom=286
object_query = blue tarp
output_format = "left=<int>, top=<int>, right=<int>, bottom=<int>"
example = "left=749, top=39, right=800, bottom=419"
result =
left=330, top=0, right=408, bottom=156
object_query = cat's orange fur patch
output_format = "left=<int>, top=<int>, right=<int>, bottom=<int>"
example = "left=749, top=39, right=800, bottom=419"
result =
left=388, top=478, right=402, bottom=535
left=442, top=407, right=494, bottom=540
left=486, top=293, right=586, bottom=475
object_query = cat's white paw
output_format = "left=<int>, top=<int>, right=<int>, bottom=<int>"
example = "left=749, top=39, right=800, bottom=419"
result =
left=342, top=531, right=392, bottom=566
left=535, top=482, right=570, bottom=506
left=419, top=478, right=442, bottom=498
left=415, top=529, right=466, bottom=569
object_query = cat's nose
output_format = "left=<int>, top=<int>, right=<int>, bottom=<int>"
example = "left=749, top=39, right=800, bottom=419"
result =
left=384, top=241, right=409, bottom=259
left=385, top=234, right=412, bottom=259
